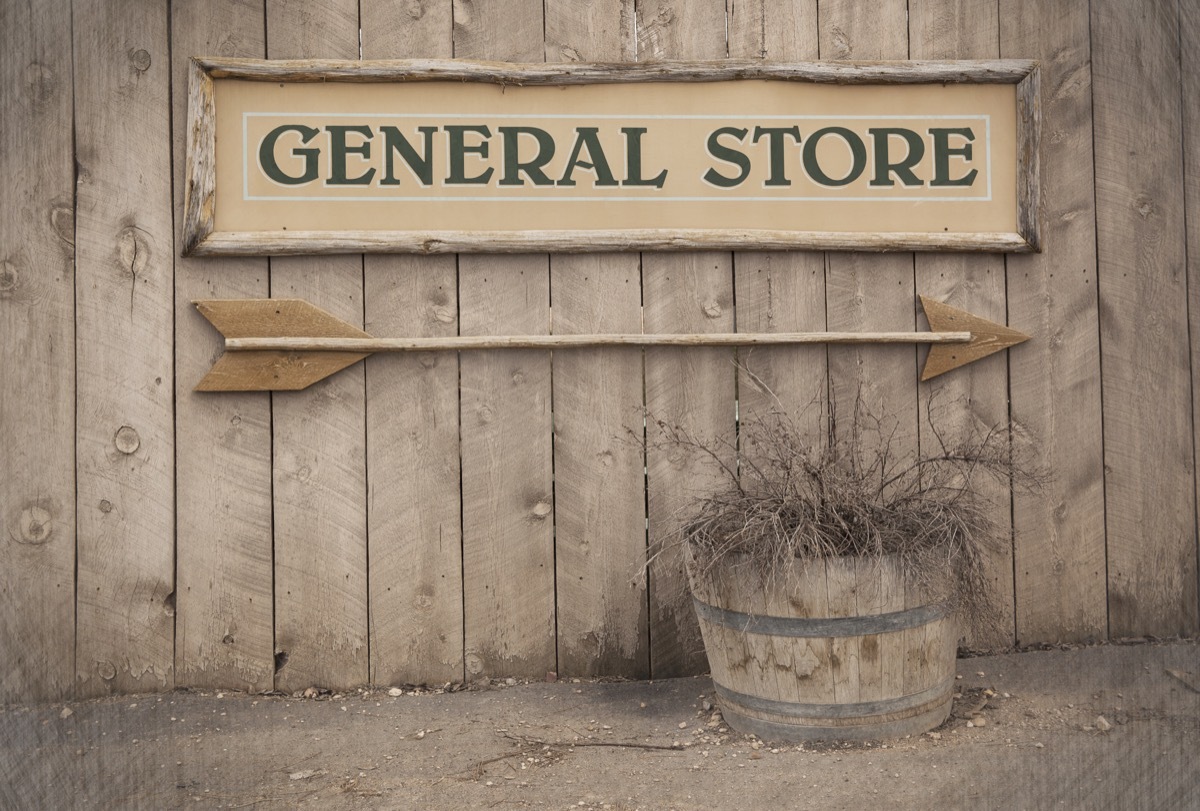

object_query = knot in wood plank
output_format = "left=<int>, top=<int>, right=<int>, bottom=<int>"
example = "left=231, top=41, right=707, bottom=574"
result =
left=16, top=503, right=55, bottom=544
left=114, top=425, right=141, bottom=455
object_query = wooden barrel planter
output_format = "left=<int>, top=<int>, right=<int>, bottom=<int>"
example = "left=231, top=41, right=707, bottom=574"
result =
left=689, top=554, right=957, bottom=742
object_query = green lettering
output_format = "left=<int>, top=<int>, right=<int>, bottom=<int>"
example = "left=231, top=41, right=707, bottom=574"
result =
left=327, top=125, right=376, bottom=186
left=445, top=125, right=494, bottom=185
left=802, top=127, right=867, bottom=187
left=930, top=127, right=978, bottom=187
left=556, top=128, right=619, bottom=187
left=868, top=127, right=925, bottom=187
left=259, top=124, right=320, bottom=185
left=380, top=126, right=437, bottom=186
left=496, top=126, right=552, bottom=187
left=621, top=128, right=667, bottom=188
left=499, top=126, right=557, bottom=186
left=703, top=127, right=751, bottom=188
left=751, top=126, right=801, bottom=187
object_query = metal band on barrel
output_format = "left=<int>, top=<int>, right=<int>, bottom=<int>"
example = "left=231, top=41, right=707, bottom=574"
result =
left=713, top=677, right=954, bottom=720
left=692, top=598, right=947, bottom=637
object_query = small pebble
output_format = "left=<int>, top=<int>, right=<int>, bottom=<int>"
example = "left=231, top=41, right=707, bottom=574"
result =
left=60, top=707, right=73, bottom=719
left=388, top=687, right=403, bottom=697
left=678, top=722, right=688, bottom=729
left=1096, top=715, right=1112, bottom=732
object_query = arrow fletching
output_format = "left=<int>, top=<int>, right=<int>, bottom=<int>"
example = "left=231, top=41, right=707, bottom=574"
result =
left=919, top=295, right=1030, bottom=381
left=195, top=299, right=371, bottom=391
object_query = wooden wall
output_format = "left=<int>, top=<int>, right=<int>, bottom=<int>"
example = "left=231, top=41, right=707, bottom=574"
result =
left=2, top=0, right=1197, bottom=703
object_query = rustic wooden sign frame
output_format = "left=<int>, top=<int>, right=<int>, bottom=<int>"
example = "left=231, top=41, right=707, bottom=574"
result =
left=183, top=58, right=1040, bottom=256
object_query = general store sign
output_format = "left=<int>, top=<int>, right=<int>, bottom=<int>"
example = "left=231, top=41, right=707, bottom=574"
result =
left=183, top=59, right=1039, bottom=256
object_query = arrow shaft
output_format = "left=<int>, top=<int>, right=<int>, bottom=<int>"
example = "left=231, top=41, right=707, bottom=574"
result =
left=224, top=331, right=973, bottom=353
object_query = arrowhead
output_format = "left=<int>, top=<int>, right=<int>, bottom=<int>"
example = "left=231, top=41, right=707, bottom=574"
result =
left=919, top=296, right=1030, bottom=381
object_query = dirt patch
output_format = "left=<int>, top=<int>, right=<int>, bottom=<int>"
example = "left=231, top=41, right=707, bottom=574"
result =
left=2, top=640, right=1197, bottom=810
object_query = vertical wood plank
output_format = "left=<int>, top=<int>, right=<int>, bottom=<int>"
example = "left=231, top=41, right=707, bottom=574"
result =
left=909, top=0, right=995, bottom=48
left=1184, top=0, right=1200, bottom=632
left=453, top=0, right=544, bottom=62
left=547, top=0, right=649, bottom=679
left=825, top=559, right=861, bottom=704
left=643, top=251, right=735, bottom=678
left=910, top=0, right=1015, bottom=651
left=728, top=1, right=826, bottom=438
left=1001, top=0, right=1107, bottom=645
left=639, top=0, right=732, bottom=680
left=817, top=0, right=907, bottom=60
left=546, top=0, right=635, bottom=62
left=1092, top=0, right=1196, bottom=637
left=173, top=0, right=274, bottom=694
left=361, top=1, right=463, bottom=687
left=902, top=569, right=931, bottom=697
left=727, top=0, right=816, bottom=61
left=776, top=563, right=835, bottom=705
left=0, top=0, right=76, bottom=704
left=877, top=560, right=906, bottom=698
left=551, top=256, right=648, bottom=677
left=73, top=0, right=175, bottom=698
left=854, top=557, right=883, bottom=701
left=266, top=0, right=370, bottom=691
left=459, top=256, right=554, bottom=678
left=455, top=0, right=554, bottom=681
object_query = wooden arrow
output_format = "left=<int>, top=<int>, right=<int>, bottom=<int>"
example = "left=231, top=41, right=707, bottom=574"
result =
left=193, top=295, right=1029, bottom=392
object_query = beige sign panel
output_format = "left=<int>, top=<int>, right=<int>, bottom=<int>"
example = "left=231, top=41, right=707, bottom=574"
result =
left=183, top=59, right=1039, bottom=255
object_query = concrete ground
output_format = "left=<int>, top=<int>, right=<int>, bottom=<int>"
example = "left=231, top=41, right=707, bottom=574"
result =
left=2, top=640, right=1197, bottom=810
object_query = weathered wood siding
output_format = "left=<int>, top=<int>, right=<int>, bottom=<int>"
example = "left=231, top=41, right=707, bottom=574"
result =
left=2, top=0, right=1197, bottom=702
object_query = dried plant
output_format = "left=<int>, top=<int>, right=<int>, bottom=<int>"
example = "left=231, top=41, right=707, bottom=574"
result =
left=646, top=391, right=1041, bottom=636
